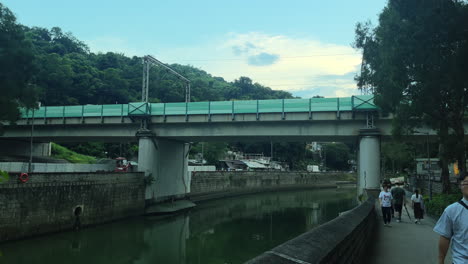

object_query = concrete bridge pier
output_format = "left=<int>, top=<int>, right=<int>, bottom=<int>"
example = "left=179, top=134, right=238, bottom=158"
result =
left=137, top=130, right=190, bottom=203
left=0, top=140, right=51, bottom=158
left=357, top=128, right=381, bottom=196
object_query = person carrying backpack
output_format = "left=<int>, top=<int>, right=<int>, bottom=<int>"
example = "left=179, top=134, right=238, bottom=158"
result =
left=433, top=174, right=468, bottom=264
left=391, top=183, right=406, bottom=222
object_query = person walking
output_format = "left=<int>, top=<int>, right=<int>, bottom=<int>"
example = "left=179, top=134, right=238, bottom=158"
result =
left=433, top=174, right=468, bottom=264
left=411, top=189, right=424, bottom=224
left=391, top=183, right=406, bottom=222
left=389, top=183, right=395, bottom=218
left=379, top=184, right=393, bottom=227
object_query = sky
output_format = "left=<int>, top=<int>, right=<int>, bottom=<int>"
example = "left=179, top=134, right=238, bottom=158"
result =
left=3, top=0, right=388, bottom=98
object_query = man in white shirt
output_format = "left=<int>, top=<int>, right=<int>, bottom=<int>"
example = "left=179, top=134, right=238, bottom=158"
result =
left=433, top=174, right=468, bottom=264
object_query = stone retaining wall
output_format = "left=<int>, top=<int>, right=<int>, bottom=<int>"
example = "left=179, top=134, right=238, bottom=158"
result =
left=246, top=197, right=376, bottom=264
left=190, top=171, right=355, bottom=198
left=0, top=162, right=114, bottom=173
left=0, top=172, right=145, bottom=243
left=411, top=175, right=458, bottom=194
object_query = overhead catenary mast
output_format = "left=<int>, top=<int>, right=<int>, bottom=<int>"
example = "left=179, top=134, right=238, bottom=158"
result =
left=141, top=55, right=191, bottom=103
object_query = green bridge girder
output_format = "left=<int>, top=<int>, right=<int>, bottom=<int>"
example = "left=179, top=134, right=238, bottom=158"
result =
left=20, top=95, right=377, bottom=119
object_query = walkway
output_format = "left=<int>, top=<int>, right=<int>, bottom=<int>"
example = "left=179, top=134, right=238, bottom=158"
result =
left=366, top=197, right=453, bottom=264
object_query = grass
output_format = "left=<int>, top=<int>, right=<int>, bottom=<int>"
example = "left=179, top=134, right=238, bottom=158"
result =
left=51, top=143, right=97, bottom=164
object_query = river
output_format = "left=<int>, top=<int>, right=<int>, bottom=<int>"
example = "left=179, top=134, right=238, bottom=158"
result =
left=0, top=188, right=356, bottom=264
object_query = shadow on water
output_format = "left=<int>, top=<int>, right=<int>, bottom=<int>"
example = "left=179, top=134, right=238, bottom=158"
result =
left=0, top=188, right=356, bottom=264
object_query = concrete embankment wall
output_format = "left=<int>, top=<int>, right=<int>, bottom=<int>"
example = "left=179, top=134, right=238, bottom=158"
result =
left=0, top=162, right=114, bottom=173
left=0, top=141, right=51, bottom=157
left=0, top=172, right=145, bottom=243
left=411, top=175, right=458, bottom=194
left=189, top=171, right=355, bottom=202
left=246, top=197, right=376, bottom=264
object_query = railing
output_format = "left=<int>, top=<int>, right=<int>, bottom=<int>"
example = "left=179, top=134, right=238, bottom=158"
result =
left=20, top=95, right=377, bottom=119
left=246, top=197, right=376, bottom=264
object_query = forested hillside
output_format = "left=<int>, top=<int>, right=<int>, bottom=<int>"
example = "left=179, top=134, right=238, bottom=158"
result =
left=24, top=26, right=294, bottom=106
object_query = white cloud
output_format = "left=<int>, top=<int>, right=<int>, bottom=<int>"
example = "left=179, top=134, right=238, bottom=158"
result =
left=87, top=32, right=363, bottom=98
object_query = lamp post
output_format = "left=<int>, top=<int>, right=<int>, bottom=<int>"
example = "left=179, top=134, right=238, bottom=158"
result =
left=201, top=142, right=204, bottom=164
left=270, top=141, right=273, bottom=161
left=414, top=130, right=432, bottom=200
left=28, top=108, right=35, bottom=173
left=426, top=133, right=433, bottom=200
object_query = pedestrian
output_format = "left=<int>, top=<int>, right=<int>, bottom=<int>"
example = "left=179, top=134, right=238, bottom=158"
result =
left=433, top=174, right=468, bottom=264
left=379, top=184, right=393, bottom=227
left=391, top=182, right=406, bottom=222
left=411, top=189, right=424, bottom=224
left=389, top=183, right=395, bottom=218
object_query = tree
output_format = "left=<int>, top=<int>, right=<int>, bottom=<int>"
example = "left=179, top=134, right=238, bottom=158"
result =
left=381, top=142, right=414, bottom=175
left=190, top=142, right=228, bottom=166
left=354, top=0, right=468, bottom=193
left=48, top=27, right=89, bottom=55
left=0, top=3, right=37, bottom=132
left=322, top=143, right=351, bottom=171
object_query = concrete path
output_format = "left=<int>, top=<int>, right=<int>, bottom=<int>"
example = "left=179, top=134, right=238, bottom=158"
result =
left=366, top=200, right=453, bottom=264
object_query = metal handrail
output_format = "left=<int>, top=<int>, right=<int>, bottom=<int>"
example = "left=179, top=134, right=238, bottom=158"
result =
left=20, top=96, right=377, bottom=120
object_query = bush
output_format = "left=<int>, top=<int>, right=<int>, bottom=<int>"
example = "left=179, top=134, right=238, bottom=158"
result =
left=425, top=192, right=462, bottom=217
left=0, top=170, right=9, bottom=183
left=51, top=143, right=97, bottom=163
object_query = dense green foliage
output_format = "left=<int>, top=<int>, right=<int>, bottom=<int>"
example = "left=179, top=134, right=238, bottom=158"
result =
left=0, top=3, right=38, bottom=132
left=381, top=142, right=414, bottom=174
left=51, top=143, right=97, bottom=163
left=322, top=143, right=352, bottom=171
left=0, top=170, right=9, bottom=183
left=355, top=0, right=468, bottom=192
left=60, top=142, right=138, bottom=160
left=425, top=192, right=463, bottom=217
left=190, top=142, right=229, bottom=167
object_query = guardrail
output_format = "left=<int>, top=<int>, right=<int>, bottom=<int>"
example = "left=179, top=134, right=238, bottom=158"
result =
left=20, top=95, right=377, bottom=119
left=246, top=197, right=376, bottom=264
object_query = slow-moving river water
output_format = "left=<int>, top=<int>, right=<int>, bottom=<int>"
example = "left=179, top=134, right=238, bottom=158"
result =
left=1, top=188, right=356, bottom=264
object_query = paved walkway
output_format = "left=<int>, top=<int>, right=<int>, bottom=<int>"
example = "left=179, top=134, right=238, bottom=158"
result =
left=366, top=197, right=453, bottom=264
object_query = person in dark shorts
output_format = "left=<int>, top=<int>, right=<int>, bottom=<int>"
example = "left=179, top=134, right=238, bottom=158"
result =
left=391, top=183, right=406, bottom=222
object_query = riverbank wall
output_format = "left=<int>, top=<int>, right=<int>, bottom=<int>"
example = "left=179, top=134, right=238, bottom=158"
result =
left=0, top=170, right=355, bottom=243
left=410, top=174, right=458, bottom=194
left=246, top=197, right=376, bottom=264
left=189, top=171, right=355, bottom=202
left=0, top=172, right=145, bottom=243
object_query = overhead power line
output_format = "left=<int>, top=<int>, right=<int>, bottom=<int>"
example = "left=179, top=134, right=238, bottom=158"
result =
left=170, top=53, right=359, bottom=62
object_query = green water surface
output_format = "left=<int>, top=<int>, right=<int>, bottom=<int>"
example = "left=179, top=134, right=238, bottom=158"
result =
left=0, top=188, right=356, bottom=264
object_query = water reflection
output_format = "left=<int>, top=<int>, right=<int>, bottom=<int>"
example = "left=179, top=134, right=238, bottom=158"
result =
left=1, top=189, right=356, bottom=264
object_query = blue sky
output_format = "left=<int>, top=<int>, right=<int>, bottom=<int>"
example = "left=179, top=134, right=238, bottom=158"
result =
left=3, top=0, right=387, bottom=98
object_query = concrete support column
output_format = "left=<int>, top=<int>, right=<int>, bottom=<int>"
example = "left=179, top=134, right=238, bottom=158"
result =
left=137, top=129, right=158, bottom=200
left=358, top=129, right=381, bottom=196
left=155, top=139, right=190, bottom=201
left=0, top=140, right=51, bottom=157
left=137, top=130, right=190, bottom=203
